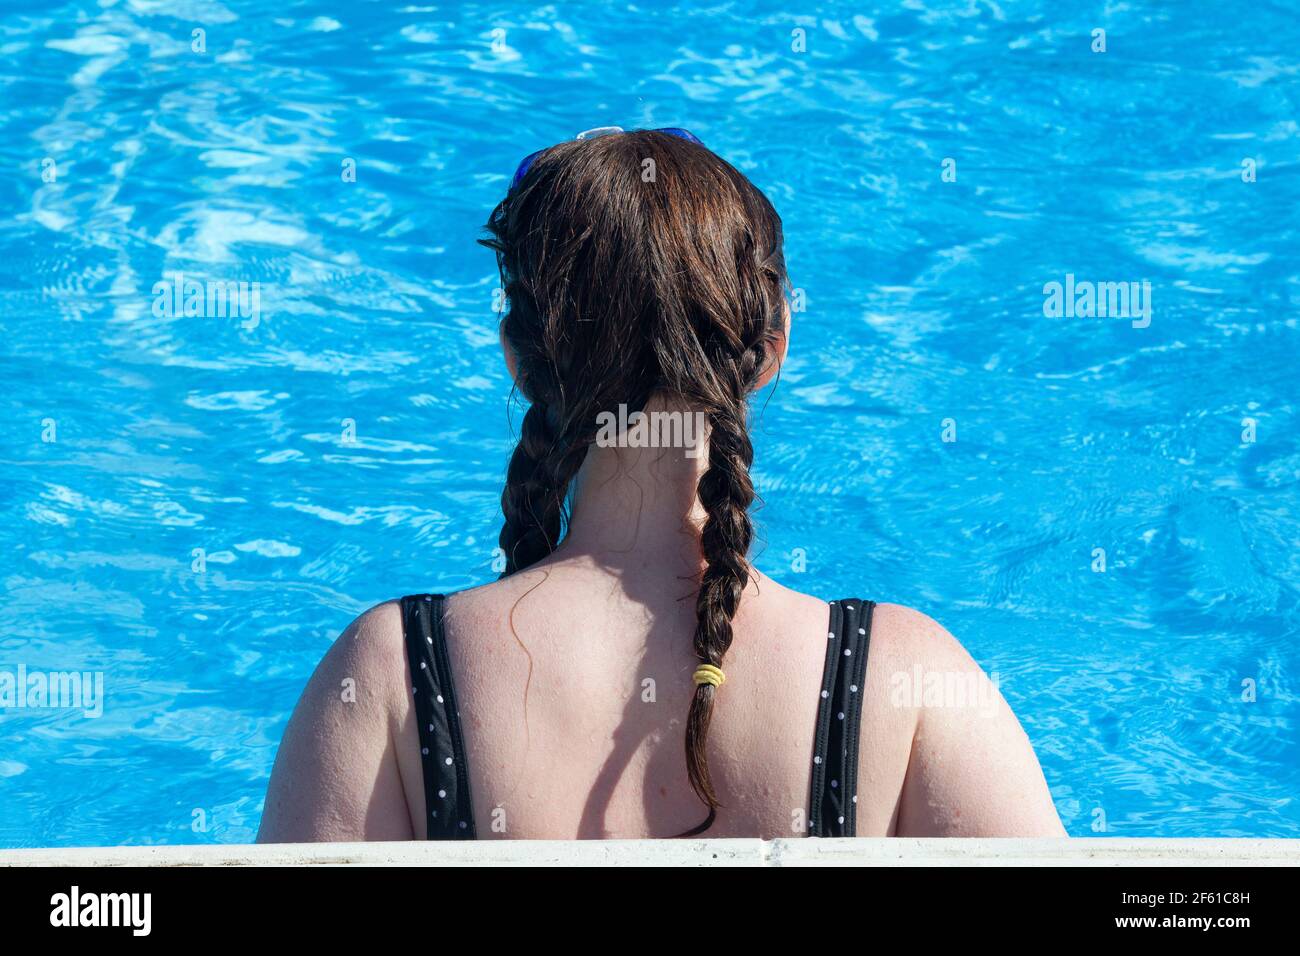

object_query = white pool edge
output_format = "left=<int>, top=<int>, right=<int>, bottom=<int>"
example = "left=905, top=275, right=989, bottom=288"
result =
left=1, top=838, right=1297, bottom=867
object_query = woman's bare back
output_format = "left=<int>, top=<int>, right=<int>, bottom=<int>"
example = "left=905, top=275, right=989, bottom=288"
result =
left=259, top=560, right=1064, bottom=841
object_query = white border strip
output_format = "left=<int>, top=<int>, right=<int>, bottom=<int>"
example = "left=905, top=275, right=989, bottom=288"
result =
left=1, top=838, right=1296, bottom=867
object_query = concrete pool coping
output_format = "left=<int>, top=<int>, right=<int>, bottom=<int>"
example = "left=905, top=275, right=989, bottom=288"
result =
left=1, top=838, right=1297, bottom=867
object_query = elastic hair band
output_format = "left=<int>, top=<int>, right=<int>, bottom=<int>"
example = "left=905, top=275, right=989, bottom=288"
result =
left=692, top=664, right=725, bottom=688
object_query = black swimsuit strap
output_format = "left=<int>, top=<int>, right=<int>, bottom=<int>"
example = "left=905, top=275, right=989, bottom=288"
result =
left=400, top=594, right=476, bottom=839
left=808, top=599, right=875, bottom=837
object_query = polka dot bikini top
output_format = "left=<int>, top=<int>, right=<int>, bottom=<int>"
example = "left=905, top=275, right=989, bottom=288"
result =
left=400, top=594, right=875, bottom=839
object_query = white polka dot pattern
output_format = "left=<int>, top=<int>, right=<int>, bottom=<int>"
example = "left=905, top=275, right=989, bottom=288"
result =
left=402, top=594, right=477, bottom=840
left=807, top=598, right=875, bottom=838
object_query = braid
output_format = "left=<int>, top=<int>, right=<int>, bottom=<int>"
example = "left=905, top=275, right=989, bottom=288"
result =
left=681, top=360, right=758, bottom=834
left=499, top=399, right=595, bottom=577
left=498, top=402, right=563, bottom=575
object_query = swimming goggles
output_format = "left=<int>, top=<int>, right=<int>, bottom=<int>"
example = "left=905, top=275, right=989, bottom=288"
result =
left=510, top=126, right=704, bottom=190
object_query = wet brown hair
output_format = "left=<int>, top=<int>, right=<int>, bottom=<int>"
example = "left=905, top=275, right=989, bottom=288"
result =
left=480, top=130, right=788, bottom=834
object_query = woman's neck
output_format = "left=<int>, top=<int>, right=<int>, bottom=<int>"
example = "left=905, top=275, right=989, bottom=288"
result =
left=557, top=396, right=712, bottom=574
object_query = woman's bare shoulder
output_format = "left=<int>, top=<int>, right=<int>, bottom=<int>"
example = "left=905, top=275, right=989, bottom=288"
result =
left=867, top=602, right=973, bottom=670
left=861, top=602, right=1067, bottom=837
left=257, top=600, right=414, bottom=843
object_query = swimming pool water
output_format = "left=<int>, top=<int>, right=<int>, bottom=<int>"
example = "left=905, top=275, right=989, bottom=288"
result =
left=1, top=1, right=1297, bottom=846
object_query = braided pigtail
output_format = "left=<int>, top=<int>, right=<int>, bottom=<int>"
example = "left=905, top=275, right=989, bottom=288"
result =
left=498, top=402, right=564, bottom=575
left=498, top=381, right=598, bottom=575
left=680, top=352, right=762, bottom=835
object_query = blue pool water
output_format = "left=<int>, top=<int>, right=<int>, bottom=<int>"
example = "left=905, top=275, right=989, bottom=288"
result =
left=1, top=1, right=1297, bottom=847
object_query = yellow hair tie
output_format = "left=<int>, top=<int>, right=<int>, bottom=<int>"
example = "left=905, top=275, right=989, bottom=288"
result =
left=693, top=664, right=725, bottom=688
